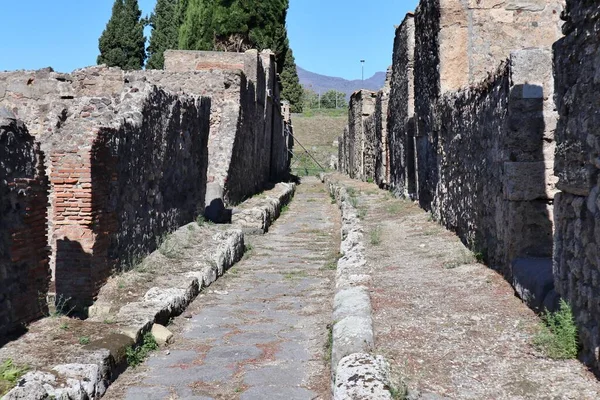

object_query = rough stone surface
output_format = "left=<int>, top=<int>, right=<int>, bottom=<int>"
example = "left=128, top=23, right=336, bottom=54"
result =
left=334, top=353, right=392, bottom=400
left=151, top=324, right=173, bottom=346
left=512, top=257, right=556, bottom=312
left=325, top=174, right=394, bottom=398
left=0, top=48, right=292, bottom=317
left=553, top=0, right=600, bottom=371
left=102, top=178, right=337, bottom=399
left=231, top=182, right=296, bottom=234
left=341, top=90, right=377, bottom=181
left=0, top=117, right=49, bottom=338
left=388, top=14, right=416, bottom=197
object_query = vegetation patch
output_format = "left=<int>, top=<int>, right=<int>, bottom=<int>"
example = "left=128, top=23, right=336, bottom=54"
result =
left=0, top=359, right=28, bottom=396
left=370, top=226, right=382, bottom=246
left=324, top=323, right=333, bottom=364
left=284, top=270, right=308, bottom=280
left=127, top=332, right=159, bottom=368
left=533, top=300, right=579, bottom=360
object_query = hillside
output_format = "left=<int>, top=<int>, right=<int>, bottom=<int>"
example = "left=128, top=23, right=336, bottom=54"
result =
left=297, top=66, right=386, bottom=100
left=290, top=110, right=346, bottom=176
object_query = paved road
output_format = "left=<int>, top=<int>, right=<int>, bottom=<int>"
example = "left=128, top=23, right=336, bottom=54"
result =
left=104, top=177, right=338, bottom=400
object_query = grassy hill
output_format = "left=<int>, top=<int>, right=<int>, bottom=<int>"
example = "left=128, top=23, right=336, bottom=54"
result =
left=290, top=109, right=347, bottom=177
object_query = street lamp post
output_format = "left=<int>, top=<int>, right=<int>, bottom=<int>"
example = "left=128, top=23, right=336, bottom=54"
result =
left=360, top=59, right=365, bottom=82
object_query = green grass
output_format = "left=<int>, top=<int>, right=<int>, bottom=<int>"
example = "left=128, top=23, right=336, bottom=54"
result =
left=357, top=206, right=368, bottom=219
left=300, top=108, right=347, bottom=118
left=127, top=332, right=159, bottom=368
left=533, top=300, right=579, bottom=360
left=370, top=226, right=382, bottom=246
left=0, top=359, right=28, bottom=396
left=284, top=270, right=308, bottom=280
left=324, top=323, right=334, bottom=363
left=78, top=336, right=90, bottom=345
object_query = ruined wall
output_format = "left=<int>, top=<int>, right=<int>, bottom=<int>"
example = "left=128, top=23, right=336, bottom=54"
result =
left=388, top=14, right=416, bottom=197
left=0, top=116, right=49, bottom=337
left=413, top=0, right=564, bottom=210
left=432, top=49, right=556, bottom=275
left=553, top=1, right=600, bottom=370
left=374, top=68, right=391, bottom=188
left=164, top=50, right=289, bottom=205
left=0, top=68, right=211, bottom=309
left=345, top=90, right=377, bottom=180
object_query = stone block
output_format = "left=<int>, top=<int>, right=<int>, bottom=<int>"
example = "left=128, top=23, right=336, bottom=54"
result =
left=151, top=324, right=174, bottom=346
left=512, top=257, right=555, bottom=312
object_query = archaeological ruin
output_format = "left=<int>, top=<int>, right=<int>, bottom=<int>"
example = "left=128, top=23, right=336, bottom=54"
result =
left=339, top=0, right=600, bottom=372
left=0, top=49, right=292, bottom=333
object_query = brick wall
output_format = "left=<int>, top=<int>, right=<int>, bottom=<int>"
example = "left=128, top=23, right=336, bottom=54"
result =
left=0, top=116, right=49, bottom=338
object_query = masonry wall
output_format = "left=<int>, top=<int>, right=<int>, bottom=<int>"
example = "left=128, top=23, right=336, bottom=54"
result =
left=0, top=116, right=49, bottom=337
left=553, top=1, right=600, bottom=370
left=0, top=68, right=211, bottom=309
left=344, top=90, right=377, bottom=180
left=388, top=14, right=416, bottom=197
left=413, top=0, right=564, bottom=210
left=374, top=68, right=391, bottom=188
left=431, top=49, right=556, bottom=275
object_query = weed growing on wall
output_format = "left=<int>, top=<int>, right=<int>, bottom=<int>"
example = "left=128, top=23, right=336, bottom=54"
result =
left=0, top=359, right=28, bottom=396
left=127, top=332, right=159, bottom=367
left=534, top=300, right=579, bottom=360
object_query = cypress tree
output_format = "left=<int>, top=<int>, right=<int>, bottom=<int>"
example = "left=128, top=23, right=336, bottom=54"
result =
left=146, top=0, right=180, bottom=69
left=98, top=0, right=146, bottom=70
left=280, top=47, right=303, bottom=113
left=177, top=0, right=303, bottom=111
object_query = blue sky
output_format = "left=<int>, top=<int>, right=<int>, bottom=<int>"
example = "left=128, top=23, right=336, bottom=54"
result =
left=0, top=0, right=417, bottom=80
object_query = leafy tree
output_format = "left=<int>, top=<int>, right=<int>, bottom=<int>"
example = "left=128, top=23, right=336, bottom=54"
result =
left=98, top=0, right=146, bottom=70
left=302, top=88, right=319, bottom=109
left=280, top=48, right=303, bottom=113
left=178, top=0, right=302, bottom=111
left=321, top=90, right=347, bottom=109
left=146, top=0, right=180, bottom=69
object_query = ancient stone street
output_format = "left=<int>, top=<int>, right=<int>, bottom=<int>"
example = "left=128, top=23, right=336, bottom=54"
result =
left=104, top=177, right=338, bottom=400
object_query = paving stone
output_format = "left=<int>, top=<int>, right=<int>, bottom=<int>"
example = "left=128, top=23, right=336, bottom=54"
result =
left=240, top=386, right=316, bottom=400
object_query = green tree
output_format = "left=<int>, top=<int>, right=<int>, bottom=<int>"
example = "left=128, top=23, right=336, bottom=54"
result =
left=178, top=0, right=302, bottom=111
left=146, top=0, right=180, bottom=69
left=302, top=88, right=319, bottom=109
left=280, top=48, right=303, bottom=113
left=98, top=0, right=146, bottom=70
left=321, top=90, right=347, bottom=109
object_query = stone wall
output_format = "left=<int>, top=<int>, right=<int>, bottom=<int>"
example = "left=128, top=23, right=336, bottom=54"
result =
left=413, top=0, right=564, bottom=210
left=0, top=115, right=49, bottom=338
left=553, top=1, right=600, bottom=370
left=0, top=71, right=213, bottom=309
left=374, top=68, right=391, bottom=188
left=343, top=90, right=377, bottom=180
left=0, top=49, right=291, bottom=315
left=388, top=14, right=416, bottom=197
left=164, top=50, right=290, bottom=205
left=431, top=49, right=556, bottom=275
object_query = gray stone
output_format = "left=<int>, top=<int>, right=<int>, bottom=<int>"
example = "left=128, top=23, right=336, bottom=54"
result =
left=331, top=315, right=374, bottom=369
left=334, top=353, right=392, bottom=400
left=512, top=258, right=555, bottom=312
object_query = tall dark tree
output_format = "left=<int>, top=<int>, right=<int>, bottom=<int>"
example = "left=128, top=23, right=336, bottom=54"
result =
left=178, top=0, right=302, bottom=111
left=98, top=0, right=146, bottom=70
left=280, top=48, right=303, bottom=113
left=146, top=0, right=180, bottom=69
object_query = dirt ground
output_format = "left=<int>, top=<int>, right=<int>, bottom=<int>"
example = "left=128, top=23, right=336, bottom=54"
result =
left=330, top=174, right=600, bottom=400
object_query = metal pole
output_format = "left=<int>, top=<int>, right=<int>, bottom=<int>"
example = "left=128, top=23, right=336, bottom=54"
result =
left=360, top=59, right=365, bottom=82
left=289, top=132, right=327, bottom=172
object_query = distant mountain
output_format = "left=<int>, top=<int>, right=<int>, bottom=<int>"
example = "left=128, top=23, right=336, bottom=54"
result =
left=297, top=66, right=387, bottom=101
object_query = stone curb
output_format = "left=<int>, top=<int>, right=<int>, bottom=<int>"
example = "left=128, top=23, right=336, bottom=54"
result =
left=231, top=182, right=296, bottom=234
left=5, top=227, right=245, bottom=400
left=322, top=173, right=393, bottom=400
